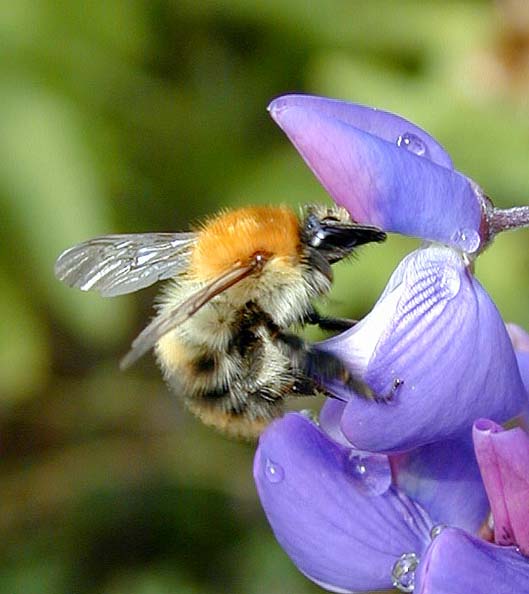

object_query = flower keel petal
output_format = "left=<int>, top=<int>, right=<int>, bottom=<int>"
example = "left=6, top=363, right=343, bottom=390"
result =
left=473, top=419, right=529, bottom=555
left=254, top=413, right=431, bottom=593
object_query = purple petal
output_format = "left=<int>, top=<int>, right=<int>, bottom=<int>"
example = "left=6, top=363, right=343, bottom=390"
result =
left=319, top=399, right=350, bottom=446
left=473, top=419, right=529, bottom=555
left=254, top=413, right=432, bottom=593
left=321, top=404, right=489, bottom=533
left=268, top=95, right=483, bottom=251
left=391, top=435, right=489, bottom=534
left=414, top=527, right=529, bottom=594
left=318, top=246, right=526, bottom=453
left=269, top=94, right=454, bottom=169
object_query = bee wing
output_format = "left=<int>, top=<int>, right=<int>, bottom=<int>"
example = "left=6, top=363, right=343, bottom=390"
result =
left=54, top=233, right=198, bottom=297
left=120, top=260, right=260, bottom=369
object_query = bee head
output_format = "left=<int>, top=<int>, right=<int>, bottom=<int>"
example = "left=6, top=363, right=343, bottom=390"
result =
left=302, top=206, right=387, bottom=265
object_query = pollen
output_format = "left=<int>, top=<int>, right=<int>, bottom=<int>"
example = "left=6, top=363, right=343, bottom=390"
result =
left=190, top=206, right=301, bottom=280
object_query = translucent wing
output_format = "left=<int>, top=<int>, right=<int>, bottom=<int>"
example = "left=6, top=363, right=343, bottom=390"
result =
left=120, top=259, right=264, bottom=369
left=54, top=233, right=198, bottom=297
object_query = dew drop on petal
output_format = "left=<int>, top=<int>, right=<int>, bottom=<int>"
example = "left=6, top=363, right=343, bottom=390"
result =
left=450, top=228, right=481, bottom=253
left=392, top=552, right=420, bottom=593
left=265, top=458, right=284, bottom=483
left=430, top=524, right=446, bottom=539
left=344, top=451, right=392, bottom=495
left=396, top=132, right=429, bottom=158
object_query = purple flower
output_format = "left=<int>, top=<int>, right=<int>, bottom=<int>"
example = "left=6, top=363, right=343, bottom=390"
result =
left=268, top=93, right=529, bottom=453
left=254, top=413, right=529, bottom=593
left=254, top=95, right=529, bottom=593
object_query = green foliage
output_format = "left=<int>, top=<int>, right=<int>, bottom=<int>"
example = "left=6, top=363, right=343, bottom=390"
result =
left=1, top=1, right=528, bottom=593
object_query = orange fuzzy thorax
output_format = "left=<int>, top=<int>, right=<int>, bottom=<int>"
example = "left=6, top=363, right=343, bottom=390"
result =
left=190, top=206, right=301, bottom=280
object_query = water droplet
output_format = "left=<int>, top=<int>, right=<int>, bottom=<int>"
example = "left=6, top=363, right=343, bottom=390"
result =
left=392, top=552, right=419, bottom=592
left=265, top=458, right=284, bottom=483
left=430, top=524, right=445, bottom=539
left=396, top=132, right=429, bottom=158
left=450, top=228, right=481, bottom=253
left=344, top=451, right=392, bottom=495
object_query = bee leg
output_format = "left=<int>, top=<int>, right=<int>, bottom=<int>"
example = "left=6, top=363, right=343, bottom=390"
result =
left=291, top=376, right=320, bottom=397
left=291, top=376, right=350, bottom=403
left=304, top=308, right=357, bottom=332
left=274, top=331, right=377, bottom=401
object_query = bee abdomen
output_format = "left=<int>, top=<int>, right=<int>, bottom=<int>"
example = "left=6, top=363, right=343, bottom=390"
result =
left=185, top=400, right=275, bottom=440
left=185, top=383, right=287, bottom=440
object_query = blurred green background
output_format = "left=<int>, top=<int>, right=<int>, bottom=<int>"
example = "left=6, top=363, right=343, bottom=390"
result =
left=2, top=1, right=529, bottom=593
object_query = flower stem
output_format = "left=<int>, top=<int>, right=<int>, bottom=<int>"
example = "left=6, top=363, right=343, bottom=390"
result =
left=488, top=206, right=529, bottom=236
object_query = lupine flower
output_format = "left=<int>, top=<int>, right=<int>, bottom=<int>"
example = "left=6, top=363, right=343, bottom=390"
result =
left=254, top=95, right=529, bottom=592
left=254, top=413, right=529, bottom=593
left=267, top=93, right=529, bottom=453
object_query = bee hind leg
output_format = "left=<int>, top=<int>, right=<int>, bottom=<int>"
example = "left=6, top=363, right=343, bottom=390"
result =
left=304, top=308, right=357, bottom=332
left=274, top=331, right=378, bottom=401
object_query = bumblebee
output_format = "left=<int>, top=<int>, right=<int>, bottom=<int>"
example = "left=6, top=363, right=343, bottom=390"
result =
left=55, top=205, right=386, bottom=439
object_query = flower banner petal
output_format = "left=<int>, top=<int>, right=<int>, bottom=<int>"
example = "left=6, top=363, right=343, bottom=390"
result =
left=254, top=413, right=432, bottom=593
left=473, top=419, right=529, bottom=555
left=391, top=435, right=489, bottom=534
left=415, top=527, right=529, bottom=594
left=318, top=246, right=526, bottom=453
left=269, top=94, right=454, bottom=169
left=268, top=95, right=483, bottom=251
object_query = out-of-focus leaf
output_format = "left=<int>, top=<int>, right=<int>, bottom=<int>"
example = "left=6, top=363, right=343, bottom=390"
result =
left=0, top=548, right=68, bottom=594
left=2, top=0, right=150, bottom=61
left=227, top=148, right=329, bottom=209
left=175, top=0, right=488, bottom=56
left=0, top=272, right=49, bottom=402
left=236, top=529, right=323, bottom=594
left=103, top=567, right=202, bottom=594
left=477, top=232, right=529, bottom=331
left=0, top=80, right=133, bottom=345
